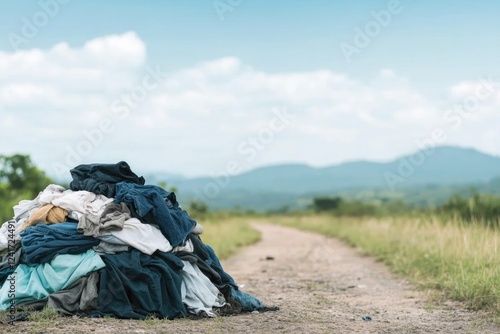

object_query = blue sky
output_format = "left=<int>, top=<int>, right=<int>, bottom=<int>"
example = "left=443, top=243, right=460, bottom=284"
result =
left=1, top=0, right=499, bottom=179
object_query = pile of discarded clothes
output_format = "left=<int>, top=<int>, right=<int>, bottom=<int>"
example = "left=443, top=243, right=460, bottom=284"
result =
left=0, top=161, right=274, bottom=319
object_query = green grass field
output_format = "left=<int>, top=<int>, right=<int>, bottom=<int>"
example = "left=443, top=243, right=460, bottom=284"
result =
left=197, top=213, right=261, bottom=259
left=261, top=214, right=499, bottom=318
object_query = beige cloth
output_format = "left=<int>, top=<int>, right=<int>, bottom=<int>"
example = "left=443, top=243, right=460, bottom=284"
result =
left=22, top=204, right=68, bottom=230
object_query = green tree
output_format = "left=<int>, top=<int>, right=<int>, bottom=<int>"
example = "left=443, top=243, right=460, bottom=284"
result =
left=158, top=181, right=177, bottom=193
left=0, top=154, right=53, bottom=223
left=188, top=200, right=208, bottom=219
left=312, top=197, right=342, bottom=212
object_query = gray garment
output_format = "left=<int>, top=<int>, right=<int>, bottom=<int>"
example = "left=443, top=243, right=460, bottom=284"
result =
left=0, top=242, right=22, bottom=271
left=180, top=260, right=226, bottom=317
left=17, top=272, right=99, bottom=315
left=78, top=203, right=130, bottom=237
left=93, top=241, right=129, bottom=254
left=96, top=234, right=127, bottom=245
left=47, top=271, right=99, bottom=315
left=191, top=222, right=204, bottom=235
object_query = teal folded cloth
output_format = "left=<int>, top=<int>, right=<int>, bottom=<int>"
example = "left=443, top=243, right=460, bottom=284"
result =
left=0, top=249, right=105, bottom=309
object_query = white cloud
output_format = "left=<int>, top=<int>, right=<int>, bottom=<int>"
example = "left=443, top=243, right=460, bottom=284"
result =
left=0, top=31, right=145, bottom=106
left=1, top=32, right=499, bottom=178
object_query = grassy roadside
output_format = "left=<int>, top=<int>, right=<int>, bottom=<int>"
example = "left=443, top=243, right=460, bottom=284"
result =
left=197, top=213, right=262, bottom=259
left=266, top=214, right=500, bottom=318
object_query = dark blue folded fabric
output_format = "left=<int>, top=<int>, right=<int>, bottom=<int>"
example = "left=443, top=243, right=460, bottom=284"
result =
left=20, top=223, right=100, bottom=264
left=114, top=182, right=196, bottom=247
left=0, top=267, right=13, bottom=286
left=91, top=249, right=186, bottom=320
left=69, top=161, right=145, bottom=198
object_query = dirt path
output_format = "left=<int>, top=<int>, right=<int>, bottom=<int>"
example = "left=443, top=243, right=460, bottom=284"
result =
left=219, top=224, right=497, bottom=334
left=2, top=223, right=498, bottom=333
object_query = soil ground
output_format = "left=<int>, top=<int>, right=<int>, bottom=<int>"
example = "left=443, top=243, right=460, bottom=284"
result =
left=1, top=223, right=498, bottom=333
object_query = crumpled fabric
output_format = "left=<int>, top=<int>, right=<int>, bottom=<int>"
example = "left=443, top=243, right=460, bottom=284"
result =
left=97, top=218, right=172, bottom=255
left=69, top=161, right=145, bottom=198
left=0, top=267, right=13, bottom=286
left=0, top=249, right=105, bottom=309
left=176, top=234, right=265, bottom=312
left=22, top=204, right=68, bottom=230
left=38, top=184, right=67, bottom=205
left=114, top=182, right=196, bottom=247
left=175, top=252, right=223, bottom=290
left=91, top=249, right=187, bottom=320
left=0, top=220, right=21, bottom=253
left=0, top=242, right=22, bottom=271
left=21, top=222, right=100, bottom=264
left=172, top=239, right=194, bottom=253
left=2, top=185, right=68, bottom=247
left=192, top=222, right=204, bottom=235
left=12, top=184, right=66, bottom=220
left=0, top=185, right=61, bottom=251
left=47, top=271, right=100, bottom=315
left=180, top=260, right=226, bottom=317
left=51, top=191, right=113, bottom=218
left=78, top=203, right=130, bottom=237
left=16, top=271, right=100, bottom=316
left=93, top=241, right=129, bottom=254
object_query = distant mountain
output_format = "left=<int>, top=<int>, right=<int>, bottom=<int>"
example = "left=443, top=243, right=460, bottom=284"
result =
left=143, top=172, right=185, bottom=185
left=482, top=176, right=500, bottom=194
left=147, top=146, right=500, bottom=210
left=385, top=146, right=500, bottom=187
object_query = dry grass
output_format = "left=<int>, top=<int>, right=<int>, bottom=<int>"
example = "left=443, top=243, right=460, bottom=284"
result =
left=195, top=214, right=262, bottom=259
left=268, top=214, right=500, bottom=316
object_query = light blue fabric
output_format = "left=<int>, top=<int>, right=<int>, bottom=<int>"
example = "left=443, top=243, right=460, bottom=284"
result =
left=0, top=249, right=105, bottom=309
